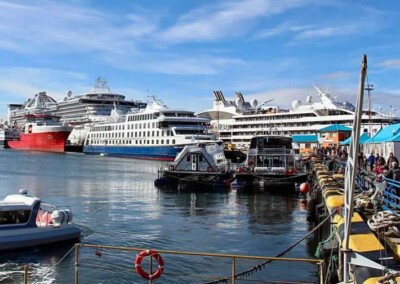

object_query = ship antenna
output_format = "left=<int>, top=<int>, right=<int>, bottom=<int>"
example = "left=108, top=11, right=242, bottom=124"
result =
left=364, top=76, right=374, bottom=137
left=93, top=77, right=110, bottom=93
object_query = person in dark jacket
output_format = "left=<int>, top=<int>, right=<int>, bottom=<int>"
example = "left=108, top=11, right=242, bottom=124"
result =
left=367, top=153, right=375, bottom=172
left=387, top=152, right=399, bottom=169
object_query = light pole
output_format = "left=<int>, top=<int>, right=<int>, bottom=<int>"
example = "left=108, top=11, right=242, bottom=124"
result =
left=365, top=84, right=374, bottom=136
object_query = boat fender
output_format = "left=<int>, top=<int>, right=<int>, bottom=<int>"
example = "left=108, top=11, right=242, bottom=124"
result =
left=168, top=165, right=175, bottom=171
left=51, top=209, right=73, bottom=227
left=135, top=249, right=164, bottom=280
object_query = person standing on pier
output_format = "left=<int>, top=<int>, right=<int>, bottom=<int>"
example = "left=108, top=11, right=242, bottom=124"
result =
left=384, top=162, right=400, bottom=204
left=368, top=153, right=375, bottom=172
left=387, top=152, right=399, bottom=169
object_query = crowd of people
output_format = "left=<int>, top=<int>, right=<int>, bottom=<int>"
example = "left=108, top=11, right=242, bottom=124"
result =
left=364, top=152, right=400, bottom=180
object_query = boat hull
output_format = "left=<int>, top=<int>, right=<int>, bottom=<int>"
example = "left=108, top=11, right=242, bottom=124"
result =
left=8, top=131, right=71, bottom=153
left=0, top=224, right=81, bottom=251
left=83, top=145, right=185, bottom=161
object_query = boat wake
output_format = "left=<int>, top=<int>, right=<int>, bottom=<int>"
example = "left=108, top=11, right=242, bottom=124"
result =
left=0, top=262, right=56, bottom=284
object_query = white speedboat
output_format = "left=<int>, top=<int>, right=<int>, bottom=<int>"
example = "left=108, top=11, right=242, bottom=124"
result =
left=0, top=190, right=81, bottom=251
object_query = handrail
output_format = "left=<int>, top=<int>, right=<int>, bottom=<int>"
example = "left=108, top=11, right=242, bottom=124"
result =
left=73, top=243, right=323, bottom=284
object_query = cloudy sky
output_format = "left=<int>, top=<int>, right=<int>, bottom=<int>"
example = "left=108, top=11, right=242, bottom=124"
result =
left=0, top=0, right=399, bottom=119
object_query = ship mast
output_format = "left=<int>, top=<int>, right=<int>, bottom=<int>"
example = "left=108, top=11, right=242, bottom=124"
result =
left=343, top=54, right=367, bottom=282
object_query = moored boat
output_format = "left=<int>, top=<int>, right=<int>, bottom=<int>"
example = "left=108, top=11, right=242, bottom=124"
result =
left=0, top=125, right=20, bottom=148
left=83, top=97, right=215, bottom=160
left=0, top=189, right=81, bottom=251
left=232, top=135, right=308, bottom=190
left=154, top=143, right=234, bottom=190
left=8, top=114, right=72, bottom=153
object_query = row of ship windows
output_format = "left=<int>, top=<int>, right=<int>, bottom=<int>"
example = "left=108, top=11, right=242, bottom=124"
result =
left=89, top=139, right=176, bottom=145
left=90, top=130, right=172, bottom=139
left=93, top=122, right=160, bottom=131
left=237, top=114, right=316, bottom=121
left=219, top=131, right=314, bottom=137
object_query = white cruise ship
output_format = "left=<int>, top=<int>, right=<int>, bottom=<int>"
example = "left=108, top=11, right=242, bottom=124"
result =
left=197, top=84, right=399, bottom=149
left=7, top=78, right=146, bottom=150
left=83, top=97, right=215, bottom=160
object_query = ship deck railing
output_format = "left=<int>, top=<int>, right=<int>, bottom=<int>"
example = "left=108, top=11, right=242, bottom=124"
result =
left=18, top=243, right=324, bottom=283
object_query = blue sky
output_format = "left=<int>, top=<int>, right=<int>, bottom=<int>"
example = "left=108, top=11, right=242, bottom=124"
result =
left=0, top=0, right=399, bottom=120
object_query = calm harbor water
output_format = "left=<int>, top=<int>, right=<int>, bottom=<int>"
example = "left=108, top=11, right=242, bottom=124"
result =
left=0, top=149, right=318, bottom=283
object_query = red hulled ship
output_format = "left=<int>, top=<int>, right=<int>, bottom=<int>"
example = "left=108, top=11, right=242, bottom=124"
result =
left=8, top=114, right=72, bottom=153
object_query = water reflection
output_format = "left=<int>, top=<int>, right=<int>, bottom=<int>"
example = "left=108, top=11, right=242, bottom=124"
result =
left=0, top=150, right=318, bottom=283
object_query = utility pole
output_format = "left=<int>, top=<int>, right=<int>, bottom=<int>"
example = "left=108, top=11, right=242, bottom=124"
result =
left=365, top=84, right=374, bottom=137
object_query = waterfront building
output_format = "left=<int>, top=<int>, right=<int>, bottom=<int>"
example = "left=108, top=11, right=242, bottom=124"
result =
left=291, top=134, right=319, bottom=154
left=362, top=123, right=400, bottom=159
left=316, top=124, right=352, bottom=148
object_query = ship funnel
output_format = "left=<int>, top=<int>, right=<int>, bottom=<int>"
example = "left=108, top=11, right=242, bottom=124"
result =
left=213, top=91, right=221, bottom=101
left=218, top=91, right=226, bottom=102
left=235, top=92, right=245, bottom=102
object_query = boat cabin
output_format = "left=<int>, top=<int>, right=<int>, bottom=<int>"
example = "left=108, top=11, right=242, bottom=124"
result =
left=172, top=143, right=229, bottom=172
left=0, top=193, right=40, bottom=229
left=246, top=135, right=296, bottom=174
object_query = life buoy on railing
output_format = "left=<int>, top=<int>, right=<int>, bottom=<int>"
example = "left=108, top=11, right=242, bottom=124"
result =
left=135, top=249, right=164, bottom=280
left=168, top=165, right=175, bottom=171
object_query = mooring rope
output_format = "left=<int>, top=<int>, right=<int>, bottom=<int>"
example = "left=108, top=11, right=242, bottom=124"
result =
left=204, top=209, right=338, bottom=284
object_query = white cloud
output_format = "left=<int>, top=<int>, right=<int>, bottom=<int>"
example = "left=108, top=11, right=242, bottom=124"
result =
left=102, top=53, right=246, bottom=76
left=295, top=25, right=358, bottom=40
left=0, top=0, right=158, bottom=54
left=161, top=0, right=307, bottom=43
left=254, top=22, right=311, bottom=39
left=323, top=71, right=353, bottom=80
left=378, top=59, right=400, bottom=69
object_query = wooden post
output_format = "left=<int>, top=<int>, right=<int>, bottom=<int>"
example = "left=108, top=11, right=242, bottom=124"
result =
left=24, top=265, right=28, bottom=284
left=231, top=257, right=236, bottom=284
left=75, top=244, right=80, bottom=284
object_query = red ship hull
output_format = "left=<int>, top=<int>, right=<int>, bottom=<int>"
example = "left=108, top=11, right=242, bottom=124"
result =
left=8, top=131, right=71, bottom=153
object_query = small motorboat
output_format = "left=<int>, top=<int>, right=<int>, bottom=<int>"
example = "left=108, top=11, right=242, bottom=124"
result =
left=154, top=143, right=234, bottom=191
left=0, top=189, right=81, bottom=251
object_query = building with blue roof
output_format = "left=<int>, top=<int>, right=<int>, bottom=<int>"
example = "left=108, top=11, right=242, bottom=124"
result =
left=317, top=123, right=352, bottom=147
left=361, top=123, right=400, bottom=159
left=339, top=132, right=370, bottom=146
left=291, top=135, right=319, bottom=154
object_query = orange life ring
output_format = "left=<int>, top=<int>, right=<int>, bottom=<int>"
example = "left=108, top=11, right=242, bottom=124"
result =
left=135, top=249, right=164, bottom=280
left=168, top=165, right=175, bottom=171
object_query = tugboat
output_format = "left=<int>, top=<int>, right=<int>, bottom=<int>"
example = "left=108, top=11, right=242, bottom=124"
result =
left=232, top=135, right=308, bottom=191
left=154, top=143, right=234, bottom=191
left=8, top=114, right=72, bottom=153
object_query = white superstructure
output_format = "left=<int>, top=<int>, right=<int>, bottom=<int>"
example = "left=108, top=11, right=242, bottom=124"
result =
left=7, top=78, right=146, bottom=147
left=198, top=84, right=399, bottom=149
left=83, top=97, right=215, bottom=160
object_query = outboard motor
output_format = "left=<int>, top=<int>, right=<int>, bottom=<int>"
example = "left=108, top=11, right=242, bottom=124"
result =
left=51, top=209, right=73, bottom=227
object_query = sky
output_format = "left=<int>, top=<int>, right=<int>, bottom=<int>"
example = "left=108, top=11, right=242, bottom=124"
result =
left=0, top=0, right=399, bottom=120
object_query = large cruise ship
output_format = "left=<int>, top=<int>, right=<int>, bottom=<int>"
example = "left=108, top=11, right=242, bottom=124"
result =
left=83, top=97, right=215, bottom=160
left=198, top=84, right=399, bottom=149
left=8, top=78, right=146, bottom=150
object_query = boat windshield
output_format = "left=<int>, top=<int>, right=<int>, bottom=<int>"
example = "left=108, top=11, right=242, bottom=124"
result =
left=0, top=210, right=31, bottom=225
left=249, top=136, right=292, bottom=149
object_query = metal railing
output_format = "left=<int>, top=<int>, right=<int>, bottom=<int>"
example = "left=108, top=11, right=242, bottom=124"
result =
left=17, top=243, right=324, bottom=283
